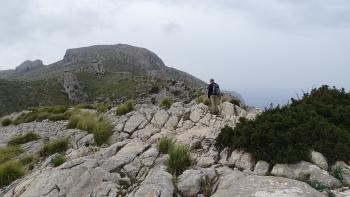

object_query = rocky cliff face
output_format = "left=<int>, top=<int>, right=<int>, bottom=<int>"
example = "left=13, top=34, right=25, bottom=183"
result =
left=1, top=102, right=348, bottom=197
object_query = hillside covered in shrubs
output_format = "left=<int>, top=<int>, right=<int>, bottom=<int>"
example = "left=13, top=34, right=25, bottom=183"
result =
left=215, top=85, right=350, bottom=164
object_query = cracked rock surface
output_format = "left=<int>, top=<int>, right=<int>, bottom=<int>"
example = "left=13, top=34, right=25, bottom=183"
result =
left=0, top=102, right=344, bottom=197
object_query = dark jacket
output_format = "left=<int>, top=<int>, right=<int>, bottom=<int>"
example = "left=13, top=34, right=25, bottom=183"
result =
left=208, top=83, right=219, bottom=98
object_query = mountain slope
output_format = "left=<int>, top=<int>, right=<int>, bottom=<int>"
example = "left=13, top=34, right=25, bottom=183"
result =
left=0, top=44, right=206, bottom=116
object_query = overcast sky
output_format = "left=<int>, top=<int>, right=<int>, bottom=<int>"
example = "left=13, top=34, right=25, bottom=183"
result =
left=0, top=0, right=349, bottom=107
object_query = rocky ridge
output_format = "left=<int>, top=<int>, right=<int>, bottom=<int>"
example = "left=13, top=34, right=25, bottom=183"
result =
left=1, top=101, right=349, bottom=197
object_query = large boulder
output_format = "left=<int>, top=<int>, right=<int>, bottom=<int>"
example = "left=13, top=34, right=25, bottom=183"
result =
left=332, top=161, right=350, bottom=186
left=254, top=160, right=270, bottom=176
left=228, top=150, right=255, bottom=171
left=271, top=161, right=342, bottom=188
left=311, top=151, right=328, bottom=170
left=212, top=167, right=321, bottom=197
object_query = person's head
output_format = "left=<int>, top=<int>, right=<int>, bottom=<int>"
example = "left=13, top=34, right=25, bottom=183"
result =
left=210, top=79, right=214, bottom=84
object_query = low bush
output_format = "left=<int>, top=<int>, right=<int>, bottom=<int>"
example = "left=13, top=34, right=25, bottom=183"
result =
left=51, top=154, right=66, bottom=167
left=166, top=144, right=192, bottom=176
left=40, top=138, right=69, bottom=157
left=160, top=97, right=173, bottom=109
left=196, top=95, right=210, bottom=106
left=116, top=100, right=135, bottom=116
left=75, top=103, right=94, bottom=109
left=1, top=118, right=12, bottom=126
left=13, top=106, right=69, bottom=125
left=157, top=137, right=175, bottom=154
left=0, top=161, right=25, bottom=188
left=67, top=112, right=113, bottom=145
left=7, top=132, right=40, bottom=146
left=0, top=146, right=23, bottom=165
left=307, top=180, right=327, bottom=192
left=96, top=103, right=111, bottom=113
left=215, top=86, right=350, bottom=164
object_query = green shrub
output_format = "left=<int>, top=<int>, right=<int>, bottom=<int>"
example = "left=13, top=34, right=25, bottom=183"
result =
left=157, top=137, right=175, bottom=154
left=160, top=97, right=173, bottom=109
left=75, top=103, right=94, bottom=109
left=67, top=112, right=113, bottom=145
left=166, top=144, right=192, bottom=176
left=332, top=166, right=344, bottom=181
left=116, top=100, right=135, bottom=116
left=307, top=180, right=328, bottom=192
left=0, top=161, right=25, bottom=187
left=229, top=98, right=241, bottom=106
left=96, top=103, right=111, bottom=113
left=7, top=132, right=40, bottom=146
left=13, top=106, right=69, bottom=125
left=215, top=86, right=350, bottom=164
left=0, top=146, right=23, bottom=165
left=40, top=138, right=69, bottom=157
left=196, top=95, right=210, bottom=106
left=1, top=118, right=12, bottom=126
left=51, top=154, right=66, bottom=167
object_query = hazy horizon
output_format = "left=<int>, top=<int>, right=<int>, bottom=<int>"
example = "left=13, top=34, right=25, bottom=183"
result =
left=1, top=0, right=349, bottom=108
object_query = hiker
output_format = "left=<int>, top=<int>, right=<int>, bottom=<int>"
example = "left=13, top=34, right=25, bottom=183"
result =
left=208, top=78, right=220, bottom=114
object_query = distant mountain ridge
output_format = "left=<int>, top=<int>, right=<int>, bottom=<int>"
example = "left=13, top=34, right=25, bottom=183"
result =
left=0, top=44, right=207, bottom=116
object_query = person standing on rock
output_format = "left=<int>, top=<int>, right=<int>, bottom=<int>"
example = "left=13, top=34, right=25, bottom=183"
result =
left=208, top=78, right=221, bottom=114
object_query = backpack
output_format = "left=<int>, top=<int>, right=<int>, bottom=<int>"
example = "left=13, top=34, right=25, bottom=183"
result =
left=213, top=83, right=220, bottom=95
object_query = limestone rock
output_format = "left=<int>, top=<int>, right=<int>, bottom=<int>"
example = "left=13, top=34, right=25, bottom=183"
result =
left=133, top=165, right=174, bottom=197
left=271, top=161, right=342, bottom=188
left=332, top=161, right=350, bottom=186
left=212, top=167, right=321, bottom=197
left=311, top=151, right=328, bottom=170
left=124, top=111, right=148, bottom=133
left=229, top=150, right=255, bottom=170
left=254, top=160, right=270, bottom=176
left=151, top=110, right=170, bottom=128
left=177, top=168, right=217, bottom=196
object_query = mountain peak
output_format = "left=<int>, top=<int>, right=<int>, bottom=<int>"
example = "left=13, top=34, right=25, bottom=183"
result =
left=15, top=59, right=44, bottom=72
left=63, top=44, right=165, bottom=71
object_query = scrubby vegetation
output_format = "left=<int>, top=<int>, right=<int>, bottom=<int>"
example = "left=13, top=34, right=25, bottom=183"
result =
left=67, top=112, right=113, bottom=145
left=51, top=154, right=66, bottom=167
left=196, top=95, right=210, bottom=106
left=7, top=132, right=40, bottom=146
left=116, top=100, right=135, bottom=116
left=157, top=137, right=175, bottom=154
left=13, top=105, right=70, bottom=125
left=40, top=138, right=69, bottom=156
left=332, top=166, right=345, bottom=181
left=1, top=118, right=12, bottom=126
left=0, top=161, right=25, bottom=188
left=307, top=180, right=328, bottom=192
left=160, top=97, right=173, bottom=109
left=215, top=86, right=350, bottom=164
left=166, top=144, right=192, bottom=176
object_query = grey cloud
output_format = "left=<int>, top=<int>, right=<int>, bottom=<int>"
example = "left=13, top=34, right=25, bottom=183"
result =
left=163, top=22, right=181, bottom=35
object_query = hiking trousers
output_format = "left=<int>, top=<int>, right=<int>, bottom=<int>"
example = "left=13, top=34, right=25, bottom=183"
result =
left=210, top=95, right=220, bottom=114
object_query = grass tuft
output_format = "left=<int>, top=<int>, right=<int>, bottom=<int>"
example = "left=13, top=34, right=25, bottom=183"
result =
left=166, top=144, right=192, bottom=176
left=160, top=97, right=173, bottom=109
left=0, top=161, right=25, bottom=187
left=7, top=132, right=40, bottom=146
left=13, top=105, right=69, bottom=125
left=116, top=100, right=135, bottom=116
left=51, top=154, right=66, bottom=167
left=67, top=112, right=113, bottom=145
left=96, top=103, right=111, bottom=113
left=332, top=166, right=344, bottom=181
left=75, top=103, right=94, bottom=109
left=0, top=146, right=23, bottom=165
left=1, top=118, right=12, bottom=126
left=157, top=137, right=175, bottom=154
left=196, top=95, right=210, bottom=106
left=40, top=138, right=69, bottom=157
